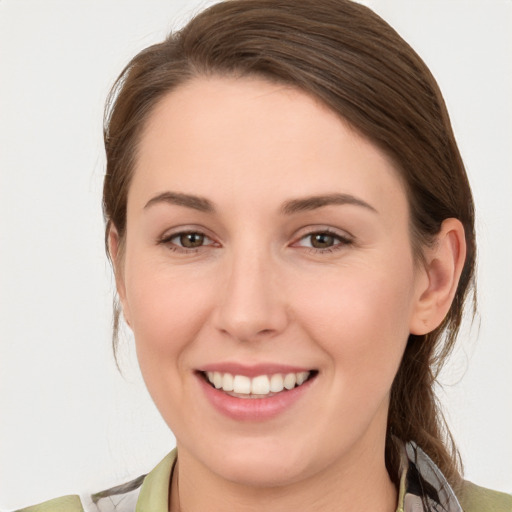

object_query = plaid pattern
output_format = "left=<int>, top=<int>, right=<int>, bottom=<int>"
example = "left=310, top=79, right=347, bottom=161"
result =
left=17, top=442, right=465, bottom=511
left=84, top=442, right=462, bottom=512
left=398, top=442, right=462, bottom=512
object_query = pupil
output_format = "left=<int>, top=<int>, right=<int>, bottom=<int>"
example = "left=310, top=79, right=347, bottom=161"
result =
left=181, top=233, right=204, bottom=248
left=312, top=233, right=334, bottom=248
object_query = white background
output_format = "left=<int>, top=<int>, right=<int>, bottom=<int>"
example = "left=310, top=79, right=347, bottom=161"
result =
left=0, top=0, right=510, bottom=509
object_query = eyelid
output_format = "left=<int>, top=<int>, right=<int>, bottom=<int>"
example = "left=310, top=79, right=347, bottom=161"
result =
left=172, top=232, right=215, bottom=246
left=292, top=225, right=353, bottom=241
left=157, top=226, right=220, bottom=251
left=290, top=226, right=354, bottom=250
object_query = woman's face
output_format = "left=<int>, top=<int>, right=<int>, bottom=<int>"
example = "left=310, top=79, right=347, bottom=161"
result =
left=116, top=77, right=429, bottom=486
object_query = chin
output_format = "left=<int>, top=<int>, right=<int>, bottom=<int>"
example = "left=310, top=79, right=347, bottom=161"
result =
left=198, top=433, right=329, bottom=489
left=217, top=452, right=307, bottom=488
left=178, top=431, right=300, bottom=487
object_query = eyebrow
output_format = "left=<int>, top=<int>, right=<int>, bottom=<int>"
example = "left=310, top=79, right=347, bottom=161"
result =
left=281, top=193, right=378, bottom=215
left=144, top=191, right=215, bottom=213
left=143, top=191, right=377, bottom=215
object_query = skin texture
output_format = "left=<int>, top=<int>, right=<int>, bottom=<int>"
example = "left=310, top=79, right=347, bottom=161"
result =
left=110, top=77, right=466, bottom=512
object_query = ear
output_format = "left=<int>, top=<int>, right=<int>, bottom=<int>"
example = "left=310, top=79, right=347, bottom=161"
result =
left=409, top=218, right=467, bottom=335
left=108, top=225, right=131, bottom=327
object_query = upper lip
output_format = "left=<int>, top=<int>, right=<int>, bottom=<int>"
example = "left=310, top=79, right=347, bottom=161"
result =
left=198, top=362, right=314, bottom=378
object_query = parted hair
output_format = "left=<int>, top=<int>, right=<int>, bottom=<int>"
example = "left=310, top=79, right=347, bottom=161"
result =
left=103, top=0, right=476, bottom=488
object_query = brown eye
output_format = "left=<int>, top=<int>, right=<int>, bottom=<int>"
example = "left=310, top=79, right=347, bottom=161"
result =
left=178, top=232, right=205, bottom=248
left=294, top=230, right=352, bottom=252
left=310, top=233, right=336, bottom=249
left=161, top=230, right=217, bottom=252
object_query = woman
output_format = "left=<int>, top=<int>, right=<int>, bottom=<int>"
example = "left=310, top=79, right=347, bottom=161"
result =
left=12, top=0, right=511, bottom=511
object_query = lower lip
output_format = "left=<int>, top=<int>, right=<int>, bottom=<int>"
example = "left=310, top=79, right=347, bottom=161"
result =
left=197, top=373, right=315, bottom=421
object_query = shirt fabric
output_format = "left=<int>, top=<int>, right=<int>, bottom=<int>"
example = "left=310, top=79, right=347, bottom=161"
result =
left=15, top=442, right=512, bottom=512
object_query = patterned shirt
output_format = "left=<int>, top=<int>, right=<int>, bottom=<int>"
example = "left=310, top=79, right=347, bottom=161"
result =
left=15, top=442, right=512, bottom=512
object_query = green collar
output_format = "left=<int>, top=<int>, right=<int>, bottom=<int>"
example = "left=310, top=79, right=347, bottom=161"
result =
left=136, top=449, right=177, bottom=512
left=17, top=443, right=512, bottom=511
left=134, top=448, right=411, bottom=512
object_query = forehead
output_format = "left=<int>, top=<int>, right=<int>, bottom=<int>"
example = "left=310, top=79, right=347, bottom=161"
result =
left=130, top=76, right=408, bottom=217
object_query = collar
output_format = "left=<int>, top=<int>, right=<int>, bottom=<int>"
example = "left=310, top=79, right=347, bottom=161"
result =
left=397, top=441, right=463, bottom=512
left=135, top=450, right=176, bottom=512
left=105, top=442, right=463, bottom=512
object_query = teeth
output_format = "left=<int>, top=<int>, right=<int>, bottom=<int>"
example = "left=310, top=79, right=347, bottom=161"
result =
left=233, top=375, right=251, bottom=394
left=296, top=371, right=308, bottom=385
left=205, top=371, right=311, bottom=396
left=213, top=371, right=223, bottom=389
left=270, top=373, right=284, bottom=392
left=284, top=373, right=297, bottom=390
left=222, top=372, right=234, bottom=391
left=251, top=375, right=270, bottom=395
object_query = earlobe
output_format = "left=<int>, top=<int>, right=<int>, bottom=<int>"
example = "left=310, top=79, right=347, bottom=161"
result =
left=410, top=218, right=466, bottom=335
left=108, top=225, right=131, bottom=326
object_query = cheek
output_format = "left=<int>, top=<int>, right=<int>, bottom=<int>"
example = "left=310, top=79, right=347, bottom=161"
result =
left=124, top=260, right=212, bottom=368
left=123, top=262, right=219, bottom=427
left=292, top=261, right=416, bottom=390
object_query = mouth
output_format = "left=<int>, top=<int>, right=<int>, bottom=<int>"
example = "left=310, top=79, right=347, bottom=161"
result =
left=199, top=370, right=318, bottom=399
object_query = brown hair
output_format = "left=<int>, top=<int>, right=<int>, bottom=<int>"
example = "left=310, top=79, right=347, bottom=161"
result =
left=103, top=0, right=475, bottom=488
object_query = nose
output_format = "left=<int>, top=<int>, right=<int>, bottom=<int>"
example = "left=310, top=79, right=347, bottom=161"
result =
left=213, top=249, right=289, bottom=342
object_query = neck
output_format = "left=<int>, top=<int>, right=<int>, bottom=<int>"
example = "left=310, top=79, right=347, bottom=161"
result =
left=170, top=437, right=397, bottom=512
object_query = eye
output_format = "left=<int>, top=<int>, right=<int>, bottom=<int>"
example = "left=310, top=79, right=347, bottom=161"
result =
left=174, top=232, right=208, bottom=248
left=294, top=230, right=352, bottom=251
left=306, top=233, right=337, bottom=249
left=159, top=230, right=217, bottom=251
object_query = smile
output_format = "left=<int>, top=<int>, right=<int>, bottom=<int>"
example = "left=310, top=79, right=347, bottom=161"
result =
left=204, top=371, right=312, bottom=397
left=197, top=364, right=318, bottom=420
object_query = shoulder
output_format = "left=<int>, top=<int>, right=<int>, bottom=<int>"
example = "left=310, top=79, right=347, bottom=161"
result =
left=458, top=480, right=512, bottom=512
left=13, top=495, right=84, bottom=512
left=12, top=450, right=177, bottom=512
left=12, top=479, right=143, bottom=512
left=12, top=477, right=144, bottom=512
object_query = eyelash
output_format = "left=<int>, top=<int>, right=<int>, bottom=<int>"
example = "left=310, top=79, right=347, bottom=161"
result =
left=158, top=231, right=217, bottom=253
left=293, top=229, right=353, bottom=254
left=157, top=229, right=353, bottom=254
